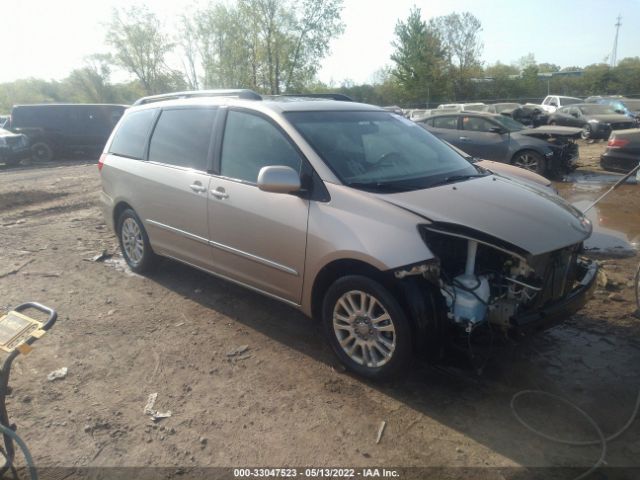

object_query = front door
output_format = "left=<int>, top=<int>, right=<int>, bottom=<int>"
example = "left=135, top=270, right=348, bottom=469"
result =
left=459, top=115, right=510, bottom=161
left=207, top=109, right=309, bottom=304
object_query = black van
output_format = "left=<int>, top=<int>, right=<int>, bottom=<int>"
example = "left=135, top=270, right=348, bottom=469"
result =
left=8, top=104, right=127, bottom=161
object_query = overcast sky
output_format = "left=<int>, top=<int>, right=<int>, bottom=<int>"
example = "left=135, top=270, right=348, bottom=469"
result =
left=2, top=0, right=639, bottom=85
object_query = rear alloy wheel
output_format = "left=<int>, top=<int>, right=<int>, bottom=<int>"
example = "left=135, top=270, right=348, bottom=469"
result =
left=512, top=150, right=546, bottom=176
left=31, top=142, right=54, bottom=162
left=117, top=209, right=157, bottom=273
left=322, top=275, right=412, bottom=379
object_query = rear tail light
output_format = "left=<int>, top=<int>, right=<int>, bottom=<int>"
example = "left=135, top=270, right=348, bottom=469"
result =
left=98, top=153, right=106, bottom=171
left=607, top=137, right=629, bottom=149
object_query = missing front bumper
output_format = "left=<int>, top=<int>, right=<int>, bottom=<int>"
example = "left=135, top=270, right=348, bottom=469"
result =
left=510, top=258, right=598, bottom=335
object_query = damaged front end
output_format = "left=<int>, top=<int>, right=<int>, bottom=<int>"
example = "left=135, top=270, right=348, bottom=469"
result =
left=410, top=224, right=598, bottom=338
left=520, top=126, right=582, bottom=174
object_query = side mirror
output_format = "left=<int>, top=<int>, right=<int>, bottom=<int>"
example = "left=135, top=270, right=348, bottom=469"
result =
left=615, top=109, right=625, bottom=114
left=489, top=126, right=506, bottom=134
left=257, top=165, right=301, bottom=194
left=571, top=112, right=579, bottom=118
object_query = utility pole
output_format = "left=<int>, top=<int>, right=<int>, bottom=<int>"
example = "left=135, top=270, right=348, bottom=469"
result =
left=610, top=14, right=622, bottom=68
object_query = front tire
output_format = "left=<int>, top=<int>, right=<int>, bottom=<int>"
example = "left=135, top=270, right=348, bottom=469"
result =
left=322, top=275, right=413, bottom=379
left=31, top=142, right=54, bottom=162
left=512, top=150, right=547, bottom=176
left=117, top=209, right=157, bottom=274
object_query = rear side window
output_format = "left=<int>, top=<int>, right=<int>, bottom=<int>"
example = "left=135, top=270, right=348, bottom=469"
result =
left=148, top=108, right=217, bottom=171
left=110, top=109, right=156, bottom=159
left=432, top=116, right=458, bottom=129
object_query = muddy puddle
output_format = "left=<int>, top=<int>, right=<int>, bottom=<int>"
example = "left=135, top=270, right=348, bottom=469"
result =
left=556, top=182, right=640, bottom=256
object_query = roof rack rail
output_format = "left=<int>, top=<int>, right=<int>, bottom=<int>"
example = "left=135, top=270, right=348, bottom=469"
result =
left=268, top=93, right=354, bottom=102
left=132, top=89, right=262, bottom=106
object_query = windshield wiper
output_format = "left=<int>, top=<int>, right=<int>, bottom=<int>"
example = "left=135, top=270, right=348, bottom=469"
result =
left=347, top=181, right=413, bottom=192
left=429, top=174, right=486, bottom=188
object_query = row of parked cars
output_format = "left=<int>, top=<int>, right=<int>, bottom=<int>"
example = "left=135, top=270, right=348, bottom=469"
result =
left=0, top=104, right=126, bottom=166
left=399, top=95, right=640, bottom=175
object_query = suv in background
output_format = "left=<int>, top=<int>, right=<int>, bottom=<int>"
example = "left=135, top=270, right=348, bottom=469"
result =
left=8, top=104, right=127, bottom=161
left=99, top=90, right=596, bottom=378
left=587, top=97, right=640, bottom=122
left=540, top=95, right=582, bottom=113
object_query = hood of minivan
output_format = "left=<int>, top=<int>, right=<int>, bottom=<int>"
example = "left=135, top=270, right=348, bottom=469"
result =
left=378, top=175, right=591, bottom=256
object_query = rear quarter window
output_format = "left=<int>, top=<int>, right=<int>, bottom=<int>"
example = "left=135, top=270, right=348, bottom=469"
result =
left=109, top=109, right=156, bottom=160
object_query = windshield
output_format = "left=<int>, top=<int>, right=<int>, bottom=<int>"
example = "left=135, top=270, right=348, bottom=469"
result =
left=492, top=115, right=526, bottom=131
left=578, top=105, right=617, bottom=115
left=561, top=97, right=582, bottom=105
left=285, top=110, right=482, bottom=192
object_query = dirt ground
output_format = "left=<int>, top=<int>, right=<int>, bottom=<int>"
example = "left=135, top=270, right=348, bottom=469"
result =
left=0, top=141, right=639, bottom=480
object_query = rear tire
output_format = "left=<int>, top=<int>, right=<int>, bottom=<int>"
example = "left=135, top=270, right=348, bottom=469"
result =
left=117, top=209, right=157, bottom=274
left=512, top=150, right=547, bottom=176
left=322, top=275, right=413, bottom=379
left=31, top=142, right=54, bottom=162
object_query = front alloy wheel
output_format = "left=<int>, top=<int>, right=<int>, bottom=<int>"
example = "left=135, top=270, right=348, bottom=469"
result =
left=333, top=290, right=396, bottom=368
left=512, top=150, right=546, bottom=176
left=322, top=275, right=412, bottom=379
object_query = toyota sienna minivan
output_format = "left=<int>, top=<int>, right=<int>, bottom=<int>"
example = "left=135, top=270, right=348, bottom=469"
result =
left=99, top=90, right=597, bottom=378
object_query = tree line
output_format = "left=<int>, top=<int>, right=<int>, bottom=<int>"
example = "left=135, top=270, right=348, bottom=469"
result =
left=1, top=3, right=639, bottom=112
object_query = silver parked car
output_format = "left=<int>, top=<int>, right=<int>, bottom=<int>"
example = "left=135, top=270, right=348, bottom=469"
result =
left=99, top=90, right=597, bottom=378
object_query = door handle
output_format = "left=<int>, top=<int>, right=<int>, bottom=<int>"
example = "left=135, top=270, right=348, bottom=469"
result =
left=210, top=188, right=229, bottom=199
left=459, top=136, right=469, bottom=140
left=190, top=183, right=206, bottom=193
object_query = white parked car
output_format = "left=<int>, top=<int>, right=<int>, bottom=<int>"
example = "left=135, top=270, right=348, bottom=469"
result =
left=437, top=103, right=486, bottom=112
left=540, top=95, right=583, bottom=113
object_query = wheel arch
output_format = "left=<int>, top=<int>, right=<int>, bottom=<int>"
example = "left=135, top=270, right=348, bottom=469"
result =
left=113, top=201, right=135, bottom=234
left=510, top=146, right=547, bottom=164
left=310, top=258, right=387, bottom=322
left=309, top=258, right=446, bottom=355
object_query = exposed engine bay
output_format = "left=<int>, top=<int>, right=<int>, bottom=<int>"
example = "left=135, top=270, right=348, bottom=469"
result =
left=400, top=226, right=589, bottom=335
left=519, top=126, right=581, bottom=173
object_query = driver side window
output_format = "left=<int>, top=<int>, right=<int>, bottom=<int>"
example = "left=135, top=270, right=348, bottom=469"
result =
left=220, top=110, right=302, bottom=183
left=461, top=116, right=493, bottom=132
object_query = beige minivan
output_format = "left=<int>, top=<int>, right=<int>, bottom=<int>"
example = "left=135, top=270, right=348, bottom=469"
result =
left=99, top=90, right=597, bottom=378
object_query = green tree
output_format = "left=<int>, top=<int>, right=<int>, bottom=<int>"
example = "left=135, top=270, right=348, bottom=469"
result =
left=390, top=6, right=448, bottom=105
left=430, top=12, right=483, bottom=99
left=105, top=5, right=183, bottom=94
left=190, top=0, right=343, bottom=94
left=537, top=62, right=560, bottom=73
